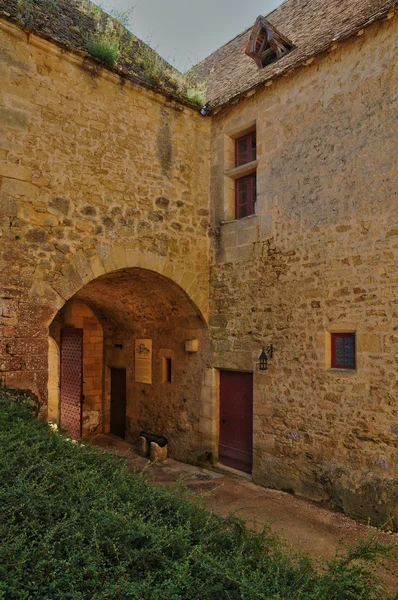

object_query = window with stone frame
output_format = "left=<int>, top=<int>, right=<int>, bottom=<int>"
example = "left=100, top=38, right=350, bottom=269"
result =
left=235, top=131, right=257, bottom=219
left=331, top=333, right=356, bottom=370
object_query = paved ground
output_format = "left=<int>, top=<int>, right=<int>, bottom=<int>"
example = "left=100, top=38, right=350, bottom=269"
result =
left=88, top=434, right=398, bottom=593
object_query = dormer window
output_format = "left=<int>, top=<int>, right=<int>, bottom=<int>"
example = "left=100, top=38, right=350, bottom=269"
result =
left=246, top=17, right=293, bottom=69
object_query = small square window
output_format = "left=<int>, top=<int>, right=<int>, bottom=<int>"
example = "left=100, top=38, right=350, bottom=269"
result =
left=331, top=333, right=356, bottom=370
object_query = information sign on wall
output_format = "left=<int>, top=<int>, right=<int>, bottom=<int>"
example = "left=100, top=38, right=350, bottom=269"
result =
left=135, top=339, right=152, bottom=384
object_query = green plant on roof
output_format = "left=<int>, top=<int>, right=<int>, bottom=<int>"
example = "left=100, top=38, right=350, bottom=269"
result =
left=136, top=43, right=170, bottom=82
left=185, top=81, right=207, bottom=107
left=82, top=0, right=207, bottom=105
left=86, top=32, right=120, bottom=66
left=16, top=0, right=58, bottom=27
left=84, top=2, right=135, bottom=67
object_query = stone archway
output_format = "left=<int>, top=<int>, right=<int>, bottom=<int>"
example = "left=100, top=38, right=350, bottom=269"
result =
left=36, top=246, right=209, bottom=329
left=48, top=267, right=215, bottom=463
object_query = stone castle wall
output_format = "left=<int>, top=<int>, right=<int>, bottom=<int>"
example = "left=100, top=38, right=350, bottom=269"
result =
left=1, top=10, right=398, bottom=527
left=0, top=18, right=210, bottom=404
left=210, top=15, right=398, bottom=526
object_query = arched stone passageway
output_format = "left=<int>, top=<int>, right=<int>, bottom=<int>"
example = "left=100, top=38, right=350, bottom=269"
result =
left=49, top=268, right=215, bottom=462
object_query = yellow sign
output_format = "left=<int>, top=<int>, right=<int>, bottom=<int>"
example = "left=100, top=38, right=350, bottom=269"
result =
left=135, top=339, right=152, bottom=384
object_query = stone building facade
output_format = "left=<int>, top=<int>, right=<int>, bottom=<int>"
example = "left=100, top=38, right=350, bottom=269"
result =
left=0, top=0, right=397, bottom=528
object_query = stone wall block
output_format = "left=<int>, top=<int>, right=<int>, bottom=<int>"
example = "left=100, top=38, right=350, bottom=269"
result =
left=357, top=333, right=382, bottom=353
left=1, top=178, right=39, bottom=199
left=0, top=163, right=32, bottom=181
left=0, top=106, right=28, bottom=130
left=150, top=442, right=167, bottom=462
left=259, top=214, right=273, bottom=240
left=139, top=435, right=149, bottom=457
left=0, top=192, right=18, bottom=218
left=237, top=226, right=259, bottom=246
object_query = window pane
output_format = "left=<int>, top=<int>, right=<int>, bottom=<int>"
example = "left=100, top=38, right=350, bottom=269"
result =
left=334, top=335, right=355, bottom=367
left=238, top=204, right=248, bottom=219
left=250, top=173, right=257, bottom=213
left=237, top=177, right=248, bottom=201
left=236, top=138, right=249, bottom=166
left=250, top=132, right=257, bottom=162
left=236, top=175, right=256, bottom=219
left=236, top=132, right=256, bottom=167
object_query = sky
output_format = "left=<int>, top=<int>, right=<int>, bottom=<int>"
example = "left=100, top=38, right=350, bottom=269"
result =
left=96, top=0, right=281, bottom=71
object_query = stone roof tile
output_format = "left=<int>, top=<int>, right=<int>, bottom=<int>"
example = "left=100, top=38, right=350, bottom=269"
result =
left=195, top=0, right=397, bottom=110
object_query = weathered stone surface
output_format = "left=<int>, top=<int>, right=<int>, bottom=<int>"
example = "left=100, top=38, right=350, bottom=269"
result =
left=150, top=441, right=168, bottom=462
left=1, top=11, right=398, bottom=529
left=0, top=106, right=28, bottom=130
left=139, top=435, right=149, bottom=458
left=210, top=15, right=398, bottom=528
left=0, top=18, right=211, bottom=467
left=0, top=192, right=17, bottom=217
left=49, top=197, right=70, bottom=216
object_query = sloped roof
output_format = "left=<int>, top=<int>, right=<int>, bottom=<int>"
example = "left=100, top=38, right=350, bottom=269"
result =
left=195, top=0, right=397, bottom=111
left=0, top=0, right=197, bottom=107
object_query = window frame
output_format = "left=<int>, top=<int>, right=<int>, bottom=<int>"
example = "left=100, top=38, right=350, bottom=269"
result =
left=235, top=172, right=257, bottom=219
left=234, top=130, right=257, bottom=220
left=235, top=131, right=257, bottom=167
left=331, top=333, right=356, bottom=370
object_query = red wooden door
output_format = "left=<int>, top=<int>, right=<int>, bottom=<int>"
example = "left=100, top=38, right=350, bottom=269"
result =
left=60, top=328, right=83, bottom=439
left=219, top=371, right=253, bottom=473
left=110, top=368, right=127, bottom=439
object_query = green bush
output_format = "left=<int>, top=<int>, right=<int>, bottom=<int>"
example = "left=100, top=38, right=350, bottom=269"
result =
left=0, top=396, right=396, bottom=599
left=86, top=34, right=120, bottom=67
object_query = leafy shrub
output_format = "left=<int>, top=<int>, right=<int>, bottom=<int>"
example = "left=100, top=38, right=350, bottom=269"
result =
left=86, top=33, right=120, bottom=67
left=0, top=396, right=396, bottom=599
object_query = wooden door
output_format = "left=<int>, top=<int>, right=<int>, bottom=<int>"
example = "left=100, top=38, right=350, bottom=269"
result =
left=60, top=328, right=83, bottom=439
left=110, top=368, right=126, bottom=438
left=219, top=371, right=253, bottom=473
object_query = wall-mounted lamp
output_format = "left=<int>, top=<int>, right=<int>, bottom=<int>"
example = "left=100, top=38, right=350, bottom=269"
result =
left=259, top=345, right=273, bottom=371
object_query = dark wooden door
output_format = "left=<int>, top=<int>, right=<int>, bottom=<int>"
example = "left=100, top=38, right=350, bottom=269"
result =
left=219, top=371, right=253, bottom=473
left=60, top=328, right=83, bottom=439
left=110, top=368, right=126, bottom=438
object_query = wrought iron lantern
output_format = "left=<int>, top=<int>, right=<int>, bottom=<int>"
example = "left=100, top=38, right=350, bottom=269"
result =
left=259, top=345, right=273, bottom=370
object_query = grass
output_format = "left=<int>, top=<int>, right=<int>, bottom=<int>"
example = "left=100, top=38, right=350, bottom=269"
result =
left=21, top=0, right=206, bottom=106
left=86, top=34, right=120, bottom=67
left=136, top=45, right=166, bottom=82
left=186, top=82, right=207, bottom=107
left=0, top=388, right=396, bottom=600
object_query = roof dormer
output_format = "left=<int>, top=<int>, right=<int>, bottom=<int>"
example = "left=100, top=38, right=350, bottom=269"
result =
left=245, top=16, right=294, bottom=69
